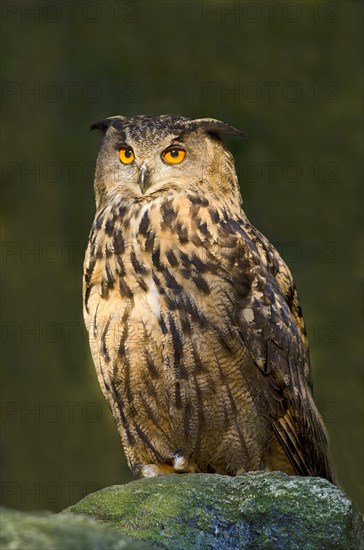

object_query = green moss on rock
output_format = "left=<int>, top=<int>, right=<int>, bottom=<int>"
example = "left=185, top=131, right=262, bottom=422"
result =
left=0, top=506, right=153, bottom=550
left=65, top=472, right=364, bottom=549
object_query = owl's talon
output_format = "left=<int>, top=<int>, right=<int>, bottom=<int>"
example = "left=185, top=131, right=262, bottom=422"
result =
left=132, top=463, right=175, bottom=478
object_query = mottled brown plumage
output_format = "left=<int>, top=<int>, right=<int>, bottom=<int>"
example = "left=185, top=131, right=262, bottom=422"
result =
left=83, top=114, right=334, bottom=481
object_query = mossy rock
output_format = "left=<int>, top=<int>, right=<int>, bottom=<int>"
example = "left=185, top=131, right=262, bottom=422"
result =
left=0, top=506, right=153, bottom=550
left=65, top=471, right=364, bottom=549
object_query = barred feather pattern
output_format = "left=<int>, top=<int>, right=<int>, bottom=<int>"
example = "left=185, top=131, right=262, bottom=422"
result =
left=83, top=191, right=334, bottom=481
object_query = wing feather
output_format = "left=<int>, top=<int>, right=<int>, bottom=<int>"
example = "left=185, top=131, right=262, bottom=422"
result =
left=224, top=215, right=334, bottom=481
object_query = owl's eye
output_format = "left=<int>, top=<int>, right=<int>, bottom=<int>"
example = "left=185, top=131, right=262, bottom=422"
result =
left=119, top=147, right=135, bottom=164
left=162, top=147, right=186, bottom=165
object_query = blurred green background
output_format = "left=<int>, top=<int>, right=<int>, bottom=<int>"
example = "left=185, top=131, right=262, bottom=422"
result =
left=1, top=0, right=363, bottom=513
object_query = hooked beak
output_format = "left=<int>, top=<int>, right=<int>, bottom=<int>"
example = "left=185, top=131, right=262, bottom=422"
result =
left=138, top=164, right=149, bottom=194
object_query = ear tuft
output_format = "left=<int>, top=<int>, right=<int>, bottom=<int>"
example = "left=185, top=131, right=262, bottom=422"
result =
left=193, top=118, right=246, bottom=139
left=89, top=116, right=126, bottom=133
left=90, top=119, right=111, bottom=132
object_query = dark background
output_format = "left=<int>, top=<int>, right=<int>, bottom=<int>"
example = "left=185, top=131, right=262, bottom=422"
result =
left=1, top=0, right=363, bottom=513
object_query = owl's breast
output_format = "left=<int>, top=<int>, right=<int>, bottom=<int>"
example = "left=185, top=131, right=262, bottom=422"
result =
left=84, top=195, right=274, bottom=470
left=88, top=195, right=258, bottom=355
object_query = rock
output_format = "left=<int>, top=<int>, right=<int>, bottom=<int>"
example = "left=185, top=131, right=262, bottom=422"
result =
left=65, top=471, right=364, bottom=550
left=0, top=506, right=153, bottom=550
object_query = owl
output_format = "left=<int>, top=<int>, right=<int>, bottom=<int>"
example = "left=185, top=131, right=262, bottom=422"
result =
left=83, top=114, right=334, bottom=481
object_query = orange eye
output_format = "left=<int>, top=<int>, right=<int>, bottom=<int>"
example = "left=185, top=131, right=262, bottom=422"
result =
left=119, top=147, right=135, bottom=164
left=162, top=147, right=186, bottom=165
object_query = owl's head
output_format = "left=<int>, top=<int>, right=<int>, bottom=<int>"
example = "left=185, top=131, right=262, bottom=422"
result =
left=90, top=114, right=245, bottom=207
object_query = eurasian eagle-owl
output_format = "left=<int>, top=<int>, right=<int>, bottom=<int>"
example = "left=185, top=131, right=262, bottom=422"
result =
left=83, top=114, right=334, bottom=481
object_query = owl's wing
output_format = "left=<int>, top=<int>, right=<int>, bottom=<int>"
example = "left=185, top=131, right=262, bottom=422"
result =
left=245, top=224, right=313, bottom=388
left=225, top=217, right=333, bottom=481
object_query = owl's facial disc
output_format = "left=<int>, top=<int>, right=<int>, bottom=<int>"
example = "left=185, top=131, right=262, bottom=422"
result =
left=117, top=141, right=188, bottom=196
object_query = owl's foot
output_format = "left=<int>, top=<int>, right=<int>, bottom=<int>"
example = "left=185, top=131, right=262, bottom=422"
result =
left=172, top=449, right=200, bottom=473
left=132, top=451, right=200, bottom=478
left=132, top=463, right=175, bottom=478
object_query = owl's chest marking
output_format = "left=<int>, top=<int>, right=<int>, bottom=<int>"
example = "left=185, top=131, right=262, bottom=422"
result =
left=129, top=274, right=161, bottom=340
left=85, top=194, right=249, bottom=337
left=85, top=193, right=259, bottom=384
left=114, top=203, right=162, bottom=336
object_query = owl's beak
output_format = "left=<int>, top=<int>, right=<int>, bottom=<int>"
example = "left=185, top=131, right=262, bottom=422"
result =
left=138, top=164, right=149, bottom=194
